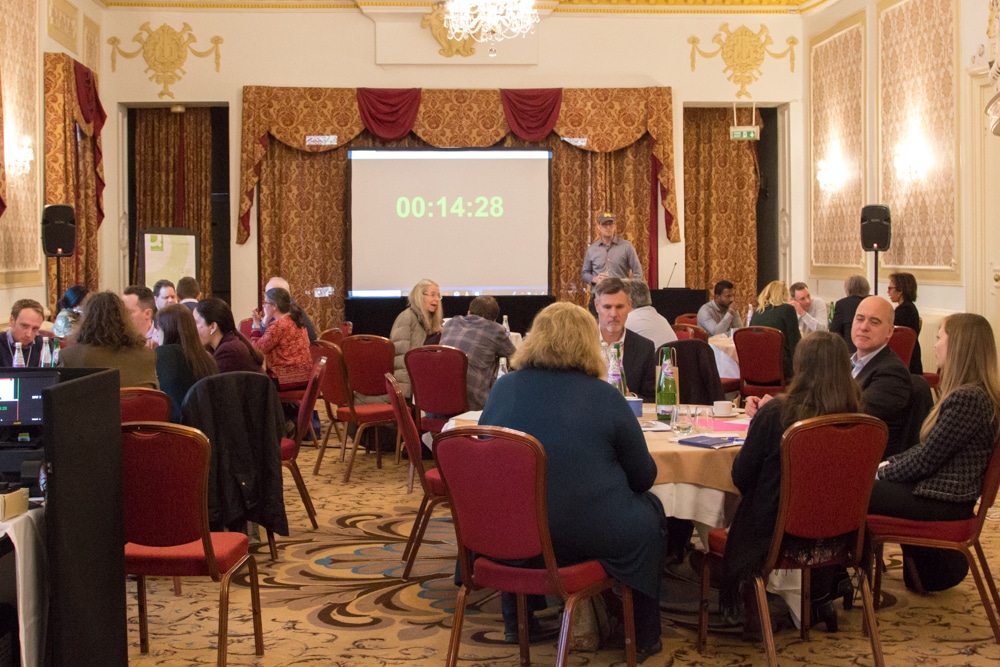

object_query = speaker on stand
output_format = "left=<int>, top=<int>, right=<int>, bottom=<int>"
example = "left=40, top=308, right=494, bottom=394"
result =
left=42, top=205, right=77, bottom=305
left=861, top=205, right=891, bottom=295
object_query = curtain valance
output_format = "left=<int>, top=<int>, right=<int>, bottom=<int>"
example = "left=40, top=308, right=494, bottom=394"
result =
left=239, top=85, right=678, bottom=244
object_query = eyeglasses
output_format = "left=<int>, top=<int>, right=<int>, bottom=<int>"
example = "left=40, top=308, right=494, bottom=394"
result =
left=423, top=292, right=441, bottom=299
left=263, top=300, right=275, bottom=306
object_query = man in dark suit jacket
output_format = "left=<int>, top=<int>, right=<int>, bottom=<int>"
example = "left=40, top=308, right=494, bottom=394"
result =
left=595, top=277, right=656, bottom=401
left=0, top=299, right=46, bottom=367
left=851, top=296, right=913, bottom=457
left=830, top=274, right=871, bottom=353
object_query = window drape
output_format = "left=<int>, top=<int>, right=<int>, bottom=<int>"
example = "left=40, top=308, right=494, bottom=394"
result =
left=357, top=88, right=421, bottom=141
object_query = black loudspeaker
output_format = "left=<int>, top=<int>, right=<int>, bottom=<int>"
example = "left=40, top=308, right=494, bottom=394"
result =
left=41, top=204, right=76, bottom=257
left=860, top=205, right=891, bottom=251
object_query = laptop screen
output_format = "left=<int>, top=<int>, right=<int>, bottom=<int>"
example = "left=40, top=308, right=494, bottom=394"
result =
left=0, top=369, right=60, bottom=427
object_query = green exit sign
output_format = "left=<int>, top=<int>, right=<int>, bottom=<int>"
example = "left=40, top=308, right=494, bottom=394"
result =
left=730, top=125, right=760, bottom=141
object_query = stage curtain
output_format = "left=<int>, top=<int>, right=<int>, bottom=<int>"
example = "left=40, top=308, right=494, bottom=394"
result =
left=682, top=107, right=759, bottom=306
left=357, top=88, right=421, bottom=140
left=500, top=88, right=561, bottom=142
left=43, top=53, right=103, bottom=312
left=0, top=70, right=6, bottom=219
left=413, top=89, right=507, bottom=147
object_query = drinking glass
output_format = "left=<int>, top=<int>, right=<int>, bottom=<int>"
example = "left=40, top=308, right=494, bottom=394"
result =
left=694, top=407, right=714, bottom=433
left=673, top=406, right=694, bottom=434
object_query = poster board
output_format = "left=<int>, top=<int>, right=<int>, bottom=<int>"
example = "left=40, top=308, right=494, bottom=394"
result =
left=138, top=229, right=199, bottom=287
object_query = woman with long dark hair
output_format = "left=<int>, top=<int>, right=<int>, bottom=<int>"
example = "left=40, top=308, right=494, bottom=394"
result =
left=887, top=271, right=923, bottom=374
left=250, top=287, right=312, bottom=388
left=155, top=304, right=218, bottom=421
left=194, top=297, right=264, bottom=374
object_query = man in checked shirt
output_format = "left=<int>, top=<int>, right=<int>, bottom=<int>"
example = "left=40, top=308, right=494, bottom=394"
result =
left=440, top=296, right=517, bottom=410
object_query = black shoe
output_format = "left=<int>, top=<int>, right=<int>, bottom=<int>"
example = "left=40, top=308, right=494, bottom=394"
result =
left=604, top=630, right=663, bottom=664
left=810, top=600, right=838, bottom=632
left=503, top=616, right=561, bottom=645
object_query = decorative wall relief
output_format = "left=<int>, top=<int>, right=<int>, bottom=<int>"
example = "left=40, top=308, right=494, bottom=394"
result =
left=48, top=0, right=79, bottom=54
left=83, top=15, right=100, bottom=74
left=422, top=3, right=476, bottom=58
left=108, top=23, right=223, bottom=99
left=688, top=24, right=798, bottom=99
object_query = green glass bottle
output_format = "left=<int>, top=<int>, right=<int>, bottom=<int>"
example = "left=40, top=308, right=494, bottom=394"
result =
left=656, top=347, right=677, bottom=422
left=608, top=342, right=627, bottom=396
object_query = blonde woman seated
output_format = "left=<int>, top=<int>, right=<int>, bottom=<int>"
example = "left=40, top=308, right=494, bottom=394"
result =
left=390, top=279, right=443, bottom=398
left=60, top=291, right=158, bottom=389
left=749, top=280, right=801, bottom=381
left=870, top=313, right=1000, bottom=591
left=479, top=302, right=665, bottom=660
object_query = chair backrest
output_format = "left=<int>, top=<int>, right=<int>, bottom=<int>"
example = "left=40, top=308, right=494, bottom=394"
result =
left=405, top=345, right=470, bottom=418
left=662, top=339, right=725, bottom=405
left=888, top=326, right=917, bottom=367
left=292, top=356, right=327, bottom=444
left=120, top=387, right=173, bottom=422
left=121, top=422, right=219, bottom=576
left=238, top=318, right=253, bottom=338
left=765, top=414, right=887, bottom=571
left=675, top=313, right=699, bottom=326
left=674, top=323, right=709, bottom=342
left=965, top=437, right=1000, bottom=541
left=386, top=373, right=434, bottom=494
left=338, top=321, right=354, bottom=336
left=435, top=425, right=569, bottom=597
left=733, top=326, right=785, bottom=385
left=313, top=340, right=352, bottom=408
left=319, top=328, right=344, bottom=346
left=341, top=335, right=394, bottom=396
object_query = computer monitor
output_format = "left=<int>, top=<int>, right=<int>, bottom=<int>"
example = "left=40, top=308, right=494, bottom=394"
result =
left=0, top=368, right=60, bottom=441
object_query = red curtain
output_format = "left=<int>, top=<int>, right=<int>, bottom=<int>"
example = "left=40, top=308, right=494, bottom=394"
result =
left=356, top=88, right=422, bottom=140
left=500, top=88, right=561, bottom=142
left=72, top=61, right=106, bottom=226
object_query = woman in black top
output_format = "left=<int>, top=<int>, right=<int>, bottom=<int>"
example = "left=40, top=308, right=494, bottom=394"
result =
left=155, top=305, right=218, bottom=421
left=887, top=272, right=922, bottom=374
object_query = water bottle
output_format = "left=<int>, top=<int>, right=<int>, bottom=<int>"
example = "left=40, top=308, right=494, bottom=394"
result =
left=746, top=303, right=754, bottom=327
left=656, top=347, right=677, bottom=422
left=608, top=343, right=627, bottom=396
left=502, top=315, right=510, bottom=337
left=496, top=357, right=508, bottom=380
left=51, top=338, right=60, bottom=366
left=40, top=339, right=52, bottom=367
left=13, top=343, right=25, bottom=368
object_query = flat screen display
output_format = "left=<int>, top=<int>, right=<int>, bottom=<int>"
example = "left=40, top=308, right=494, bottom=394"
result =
left=348, top=149, right=551, bottom=297
left=0, top=369, right=60, bottom=426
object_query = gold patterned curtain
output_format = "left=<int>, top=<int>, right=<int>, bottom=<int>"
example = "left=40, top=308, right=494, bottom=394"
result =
left=682, top=107, right=759, bottom=307
left=133, top=107, right=213, bottom=293
left=43, top=53, right=102, bottom=311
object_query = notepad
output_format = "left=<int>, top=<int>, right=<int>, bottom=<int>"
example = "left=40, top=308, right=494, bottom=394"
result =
left=677, top=435, right=743, bottom=449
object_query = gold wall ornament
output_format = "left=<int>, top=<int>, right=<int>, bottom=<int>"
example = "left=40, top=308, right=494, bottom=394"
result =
left=422, top=4, right=476, bottom=58
left=688, top=24, right=797, bottom=99
left=108, top=22, right=223, bottom=99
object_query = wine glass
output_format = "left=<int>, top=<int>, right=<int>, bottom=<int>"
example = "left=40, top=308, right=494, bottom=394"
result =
left=673, top=406, right=694, bottom=434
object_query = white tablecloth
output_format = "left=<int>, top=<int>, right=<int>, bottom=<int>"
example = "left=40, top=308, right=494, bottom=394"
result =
left=0, top=508, right=46, bottom=667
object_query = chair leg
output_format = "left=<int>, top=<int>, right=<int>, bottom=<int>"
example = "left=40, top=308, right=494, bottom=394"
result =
left=445, top=585, right=470, bottom=667
left=136, top=574, right=150, bottom=654
left=556, top=594, right=576, bottom=667
left=266, top=529, right=278, bottom=561
left=621, top=585, right=637, bottom=667
left=872, top=542, right=885, bottom=610
left=698, top=552, right=713, bottom=653
left=975, top=540, right=1000, bottom=633
left=401, top=494, right=430, bottom=563
left=516, top=592, right=530, bottom=667
left=402, top=497, right=445, bottom=581
left=285, top=459, right=319, bottom=529
left=173, top=576, right=183, bottom=596
left=753, top=576, right=778, bottom=666
left=342, top=424, right=368, bottom=484
left=857, top=564, right=885, bottom=667
left=374, top=426, right=383, bottom=469
left=217, top=559, right=236, bottom=667
left=247, top=555, right=265, bottom=657
left=966, top=543, right=1000, bottom=644
left=800, top=567, right=812, bottom=641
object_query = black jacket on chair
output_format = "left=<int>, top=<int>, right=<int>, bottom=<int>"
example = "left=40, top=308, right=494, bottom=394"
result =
left=663, top=339, right=725, bottom=406
left=622, top=329, right=657, bottom=403
left=182, top=371, right=289, bottom=535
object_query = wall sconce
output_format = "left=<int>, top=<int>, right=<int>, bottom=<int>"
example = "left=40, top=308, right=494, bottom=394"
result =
left=893, top=126, right=930, bottom=182
left=816, top=141, right=848, bottom=193
left=5, top=136, right=35, bottom=176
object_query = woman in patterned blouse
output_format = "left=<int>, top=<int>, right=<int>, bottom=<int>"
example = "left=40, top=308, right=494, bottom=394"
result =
left=249, top=287, right=312, bottom=389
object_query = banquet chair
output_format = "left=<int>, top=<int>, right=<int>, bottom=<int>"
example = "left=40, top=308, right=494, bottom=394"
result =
left=887, top=326, right=917, bottom=368
left=339, top=335, right=399, bottom=482
left=697, top=414, right=887, bottom=666
left=319, top=327, right=345, bottom=346
left=338, top=321, right=354, bottom=336
left=122, top=422, right=265, bottom=667
left=238, top=318, right=253, bottom=338
left=661, top=339, right=725, bottom=405
left=675, top=313, right=699, bottom=326
left=673, top=323, right=709, bottom=343
left=281, top=356, right=326, bottom=529
left=921, top=371, right=941, bottom=400
left=868, top=436, right=1000, bottom=644
left=732, top=326, right=786, bottom=401
left=277, top=342, right=328, bottom=445
left=386, top=373, right=450, bottom=581
left=434, top=425, right=637, bottom=667
left=120, top=387, right=172, bottom=423
left=404, top=345, right=469, bottom=462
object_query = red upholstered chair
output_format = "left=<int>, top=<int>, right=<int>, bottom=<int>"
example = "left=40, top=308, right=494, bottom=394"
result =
left=434, top=425, right=638, bottom=667
left=732, top=326, right=786, bottom=401
left=338, top=321, right=353, bottom=336
left=338, top=335, right=399, bottom=482
left=675, top=313, right=699, bottom=326
left=122, top=422, right=264, bottom=667
left=887, top=325, right=917, bottom=368
left=697, top=414, right=887, bottom=666
left=673, top=323, right=709, bottom=342
left=868, top=437, right=1000, bottom=644
left=921, top=371, right=941, bottom=400
left=238, top=318, right=253, bottom=338
left=319, top=328, right=344, bottom=346
left=404, top=345, right=469, bottom=461
left=281, top=356, right=325, bottom=530
left=120, top=388, right=172, bottom=422
left=386, top=373, right=449, bottom=581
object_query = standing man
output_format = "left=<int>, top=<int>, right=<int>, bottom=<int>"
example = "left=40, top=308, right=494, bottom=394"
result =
left=789, top=282, right=829, bottom=336
left=263, top=276, right=317, bottom=343
left=123, top=285, right=160, bottom=348
left=624, top=279, right=677, bottom=350
left=440, top=296, right=517, bottom=410
left=581, top=212, right=643, bottom=292
left=176, top=276, right=201, bottom=311
left=697, top=280, right=743, bottom=335
left=594, top=278, right=656, bottom=402
left=0, top=300, right=46, bottom=367
left=152, top=279, right=178, bottom=311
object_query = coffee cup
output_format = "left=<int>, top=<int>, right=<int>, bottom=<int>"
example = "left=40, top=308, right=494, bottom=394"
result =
left=625, top=396, right=643, bottom=418
left=713, top=400, right=734, bottom=417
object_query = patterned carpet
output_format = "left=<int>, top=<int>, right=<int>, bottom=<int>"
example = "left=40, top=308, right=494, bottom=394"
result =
left=126, top=437, right=1000, bottom=666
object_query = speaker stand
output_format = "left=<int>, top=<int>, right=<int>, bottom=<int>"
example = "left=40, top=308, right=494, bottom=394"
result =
left=871, top=249, right=880, bottom=296
left=55, top=257, right=62, bottom=307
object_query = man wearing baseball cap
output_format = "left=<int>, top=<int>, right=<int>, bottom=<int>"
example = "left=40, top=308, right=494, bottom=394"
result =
left=581, top=212, right=643, bottom=293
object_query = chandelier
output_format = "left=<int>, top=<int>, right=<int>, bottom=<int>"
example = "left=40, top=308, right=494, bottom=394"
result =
left=443, top=0, right=539, bottom=43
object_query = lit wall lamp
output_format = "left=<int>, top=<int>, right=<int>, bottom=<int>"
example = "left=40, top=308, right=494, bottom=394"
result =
left=893, top=123, right=930, bottom=182
left=4, top=136, right=34, bottom=176
left=816, top=141, right=848, bottom=193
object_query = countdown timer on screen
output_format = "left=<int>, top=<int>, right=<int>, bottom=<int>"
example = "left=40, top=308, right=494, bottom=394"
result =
left=350, top=149, right=551, bottom=297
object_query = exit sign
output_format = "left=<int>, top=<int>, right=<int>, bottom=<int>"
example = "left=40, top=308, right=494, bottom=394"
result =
left=730, top=125, right=760, bottom=141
